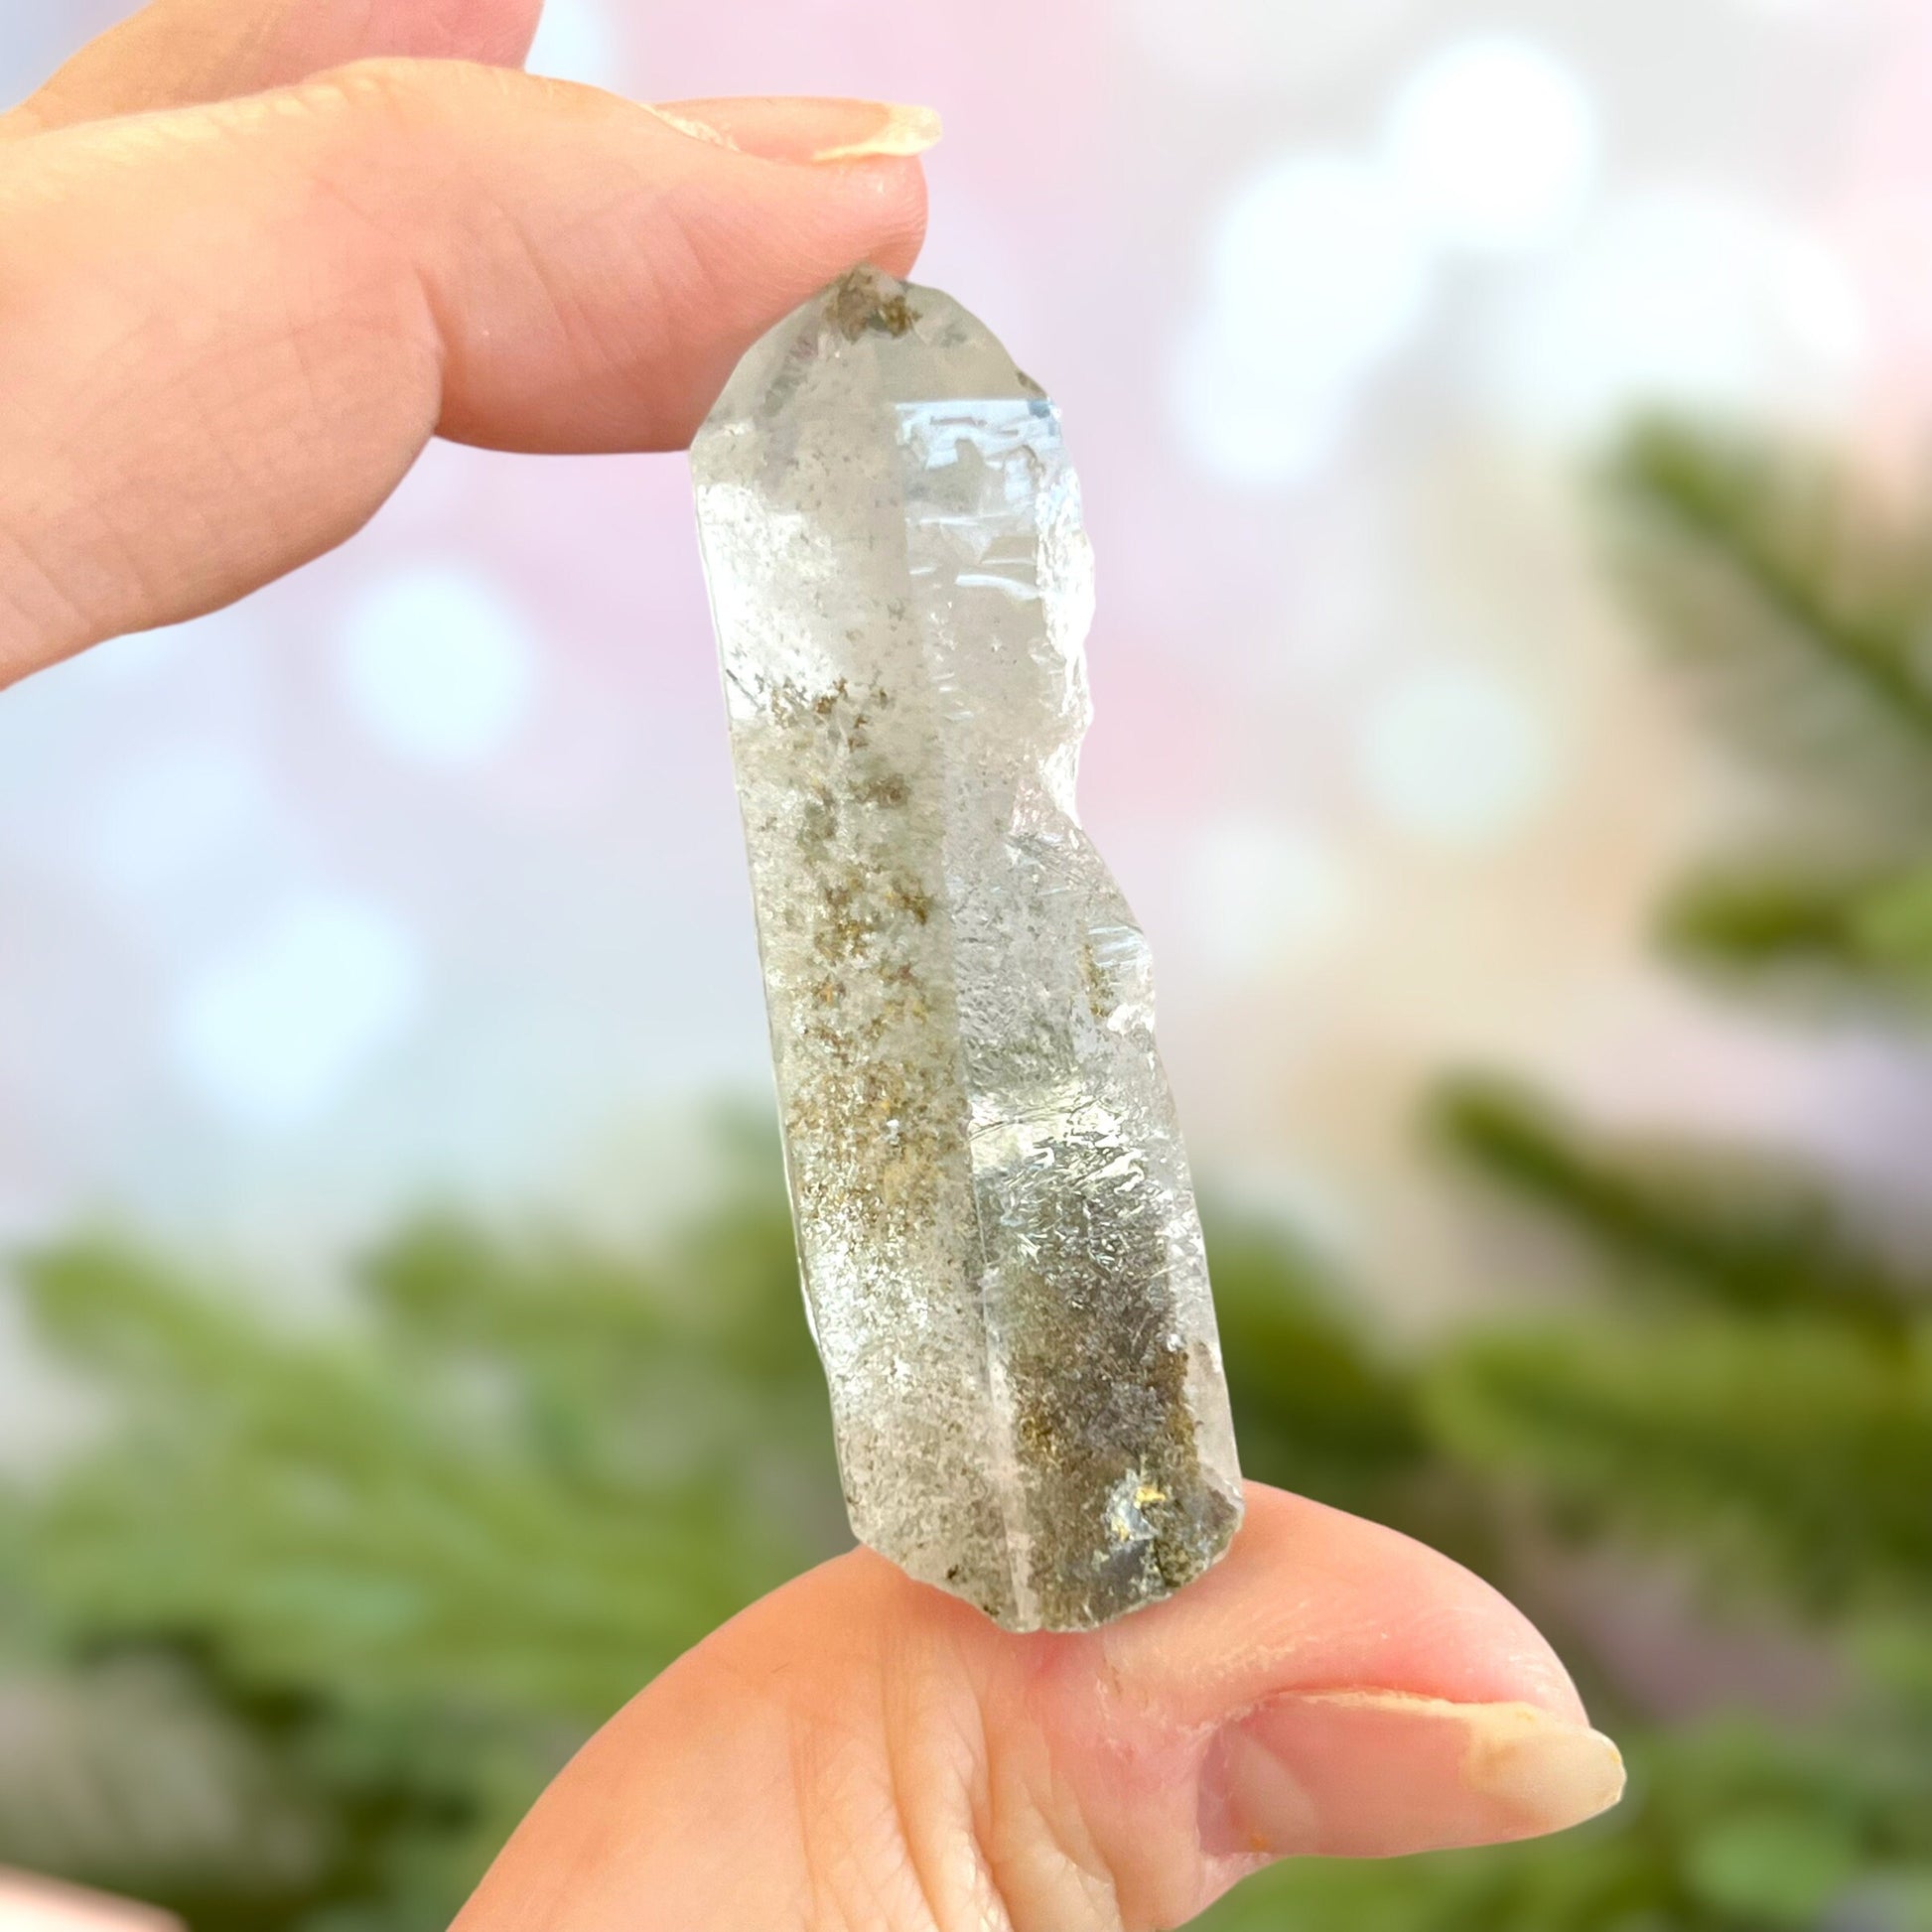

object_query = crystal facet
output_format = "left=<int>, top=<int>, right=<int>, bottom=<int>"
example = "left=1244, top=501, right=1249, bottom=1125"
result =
left=691, top=267, right=1242, bottom=1630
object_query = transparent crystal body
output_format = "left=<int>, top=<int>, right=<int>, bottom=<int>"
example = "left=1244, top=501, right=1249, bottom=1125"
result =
left=691, top=267, right=1242, bottom=1630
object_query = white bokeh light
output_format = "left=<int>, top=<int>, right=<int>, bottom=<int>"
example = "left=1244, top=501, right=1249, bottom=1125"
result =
left=525, top=0, right=621, bottom=87
left=1358, top=665, right=1554, bottom=847
left=1194, top=820, right=1357, bottom=975
left=340, top=565, right=537, bottom=767
left=1482, top=188, right=1868, bottom=439
left=1212, top=155, right=1433, bottom=376
left=1383, top=35, right=1599, bottom=255
left=1128, top=0, right=1414, bottom=96
left=1174, top=155, right=1431, bottom=485
left=169, top=897, right=424, bottom=1131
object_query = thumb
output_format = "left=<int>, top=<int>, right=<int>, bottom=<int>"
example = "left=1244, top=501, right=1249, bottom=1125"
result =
left=0, top=66, right=931, bottom=680
left=455, top=1485, right=1624, bottom=1932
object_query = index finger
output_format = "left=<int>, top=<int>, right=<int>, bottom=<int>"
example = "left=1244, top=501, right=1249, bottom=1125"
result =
left=0, top=67, right=932, bottom=682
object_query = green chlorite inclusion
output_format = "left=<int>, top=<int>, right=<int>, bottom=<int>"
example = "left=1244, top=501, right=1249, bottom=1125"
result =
left=691, top=266, right=1242, bottom=1631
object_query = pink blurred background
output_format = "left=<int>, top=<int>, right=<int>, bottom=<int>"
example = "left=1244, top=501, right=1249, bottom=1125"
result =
left=5, top=0, right=1932, bottom=1341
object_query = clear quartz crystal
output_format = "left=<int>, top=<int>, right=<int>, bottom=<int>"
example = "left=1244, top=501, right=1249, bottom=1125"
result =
left=691, top=266, right=1242, bottom=1630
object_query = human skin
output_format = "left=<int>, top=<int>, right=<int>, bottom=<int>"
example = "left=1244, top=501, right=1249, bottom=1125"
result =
left=0, top=4, right=1625, bottom=1927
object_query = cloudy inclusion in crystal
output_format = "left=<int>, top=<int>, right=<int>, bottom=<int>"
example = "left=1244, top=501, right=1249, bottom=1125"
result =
left=691, top=268, right=1242, bottom=1630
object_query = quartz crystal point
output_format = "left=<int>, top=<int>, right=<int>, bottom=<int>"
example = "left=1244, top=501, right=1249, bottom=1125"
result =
left=691, top=266, right=1243, bottom=1630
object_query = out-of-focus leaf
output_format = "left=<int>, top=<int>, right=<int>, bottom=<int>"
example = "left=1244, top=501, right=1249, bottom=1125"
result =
left=1662, top=857, right=1932, bottom=997
left=1604, top=419, right=1932, bottom=811
left=1684, top=1807, right=1861, bottom=1926
left=1204, top=1211, right=1429, bottom=1518
left=1432, top=1076, right=1926, bottom=1335
left=1427, top=1317, right=1932, bottom=1613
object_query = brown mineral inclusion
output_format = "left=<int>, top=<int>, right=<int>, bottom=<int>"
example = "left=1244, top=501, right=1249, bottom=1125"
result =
left=690, top=267, right=1242, bottom=1630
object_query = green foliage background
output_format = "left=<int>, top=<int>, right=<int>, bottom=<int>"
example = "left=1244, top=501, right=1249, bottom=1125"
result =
left=3, top=421, right=1931, bottom=1929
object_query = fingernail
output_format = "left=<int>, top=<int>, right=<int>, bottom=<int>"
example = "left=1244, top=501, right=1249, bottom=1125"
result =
left=1200, top=1692, right=1625, bottom=1862
left=646, top=96, right=941, bottom=166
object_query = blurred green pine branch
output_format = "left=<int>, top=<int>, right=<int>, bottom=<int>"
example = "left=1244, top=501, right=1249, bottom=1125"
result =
left=1205, top=1212, right=1428, bottom=1515
left=1605, top=420, right=1932, bottom=790
left=6, top=418, right=1932, bottom=1931
left=1429, top=1076, right=1926, bottom=1335
left=0, top=1160, right=844, bottom=1931
left=1659, top=855, right=1932, bottom=997
left=8, top=1155, right=1930, bottom=1930
left=1604, top=419, right=1932, bottom=1001
left=1218, top=418, right=1932, bottom=1927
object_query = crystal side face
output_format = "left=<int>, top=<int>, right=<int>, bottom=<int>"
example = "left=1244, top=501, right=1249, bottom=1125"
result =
left=691, top=267, right=1242, bottom=1630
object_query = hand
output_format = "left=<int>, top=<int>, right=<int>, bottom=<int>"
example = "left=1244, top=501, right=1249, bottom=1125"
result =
left=0, top=0, right=928, bottom=680
left=0, top=5, right=1623, bottom=1928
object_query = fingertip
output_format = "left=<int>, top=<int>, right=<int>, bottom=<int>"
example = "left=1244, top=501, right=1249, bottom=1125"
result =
left=859, top=154, right=929, bottom=280
left=1022, top=1484, right=1619, bottom=1905
left=646, top=96, right=942, bottom=166
left=298, top=63, right=933, bottom=453
left=1199, top=1692, right=1625, bottom=1865
left=1095, top=1484, right=1588, bottom=1727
